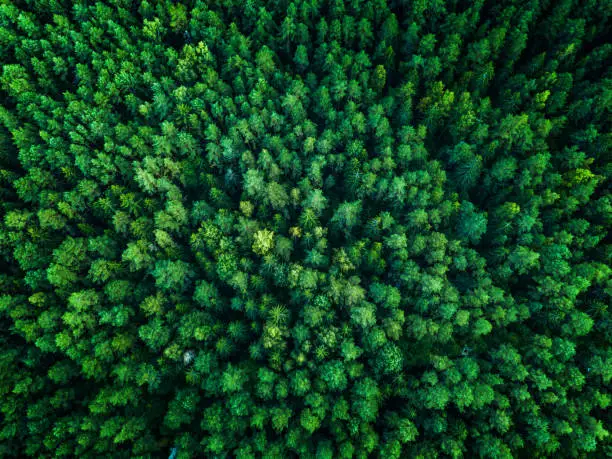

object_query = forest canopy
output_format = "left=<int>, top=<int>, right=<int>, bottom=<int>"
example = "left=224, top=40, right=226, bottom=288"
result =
left=0, top=0, right=610, bottom=457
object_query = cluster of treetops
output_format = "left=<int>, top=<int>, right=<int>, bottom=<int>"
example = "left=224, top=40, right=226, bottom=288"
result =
left=0, top=0, right=610, bottom=457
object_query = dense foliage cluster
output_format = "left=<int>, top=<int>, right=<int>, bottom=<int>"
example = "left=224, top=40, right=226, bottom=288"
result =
left=0, top=0, right=610, bottom=457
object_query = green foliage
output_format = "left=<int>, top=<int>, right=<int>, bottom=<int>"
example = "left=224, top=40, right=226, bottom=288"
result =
left=0, top=1, right=609, bottom=457
left=252, top=229, right=275, bottom=256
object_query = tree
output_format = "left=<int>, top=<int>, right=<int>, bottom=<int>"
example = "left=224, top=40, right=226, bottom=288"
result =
left=331, top=201, right=362, bottom=233
left=253, top=229, right=274, bottom=256
left=152, top=260, right=193, bottom=292
left=0, top=1, right=609, bottom=457
left=294, top=45, right=309, bottom=72
left=457, top=201, right=487, bottom=244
